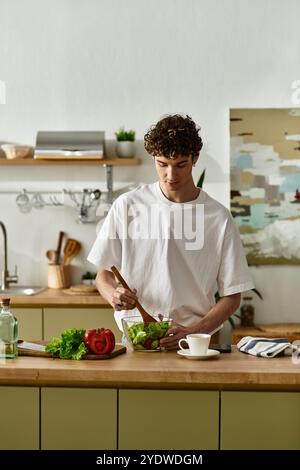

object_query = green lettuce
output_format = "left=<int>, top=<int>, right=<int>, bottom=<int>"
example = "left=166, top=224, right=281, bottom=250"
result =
left=45, top=328, right=88, bottom=360
left=128, top=321, right=170, bottom=350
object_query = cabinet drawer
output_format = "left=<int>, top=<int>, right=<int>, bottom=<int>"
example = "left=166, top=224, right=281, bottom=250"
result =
left=43, top=307, right=121, bottom=342
left=12, top=308, right=43, bottom=341
left=221, top=391, right=300, bottom=449
left=0, top=387, right=39, bottom=450
left=41, top=387, right=117, bottom=449
left=119, top=389, right=219, bottom=450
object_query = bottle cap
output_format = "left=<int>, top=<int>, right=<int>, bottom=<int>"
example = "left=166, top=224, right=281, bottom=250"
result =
left=0, top=298, right=11, bottom=306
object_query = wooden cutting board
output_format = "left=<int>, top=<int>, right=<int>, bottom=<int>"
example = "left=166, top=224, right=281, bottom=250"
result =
left=63, top=284, right=100, bottom=296
left=17, top=340, right=126, bottom=360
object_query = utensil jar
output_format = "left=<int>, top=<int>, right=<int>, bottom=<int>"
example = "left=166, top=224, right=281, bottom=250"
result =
left=47, top=264, right=71, bottom=288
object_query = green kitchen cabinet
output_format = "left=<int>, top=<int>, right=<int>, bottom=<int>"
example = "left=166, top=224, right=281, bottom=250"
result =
left=119, top=389, right=219, bottom=450
left=221, top=391, right=300, bottom=449
left=0, top=387, right=39, bottom=450
left=41, top=387, right=117, bottom=449
left=12, top=308, right=43, bottom=341
left=43, top=307, right=122, bottom=342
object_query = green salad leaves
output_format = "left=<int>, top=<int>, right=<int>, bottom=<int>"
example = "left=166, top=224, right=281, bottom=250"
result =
left=127, top=321, right=170, bottom=350
left=45, top=328, right=88, bottom=360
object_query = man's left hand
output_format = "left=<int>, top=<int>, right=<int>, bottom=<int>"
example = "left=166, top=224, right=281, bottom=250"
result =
left=160, top=322, right=192, bottom=351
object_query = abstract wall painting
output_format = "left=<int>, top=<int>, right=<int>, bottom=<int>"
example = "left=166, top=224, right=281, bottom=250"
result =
left=230, top=108, right=300, bottom=265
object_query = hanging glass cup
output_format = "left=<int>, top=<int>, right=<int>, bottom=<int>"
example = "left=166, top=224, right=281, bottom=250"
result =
left=16, top=189, right=31, bottom=213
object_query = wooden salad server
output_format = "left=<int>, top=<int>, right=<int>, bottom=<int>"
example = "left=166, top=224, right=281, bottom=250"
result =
left=111, top=265, right=157, bottom=324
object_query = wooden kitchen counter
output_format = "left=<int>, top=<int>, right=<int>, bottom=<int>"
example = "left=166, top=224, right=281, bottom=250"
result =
left=7, top=287, right=110, bottom=307
left=232, top=323, right=300, bottom=344
left=1, top=347, right=300, bottom=391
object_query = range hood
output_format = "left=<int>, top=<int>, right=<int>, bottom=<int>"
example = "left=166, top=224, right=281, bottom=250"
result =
left=34, top=131, right=105, bottom=160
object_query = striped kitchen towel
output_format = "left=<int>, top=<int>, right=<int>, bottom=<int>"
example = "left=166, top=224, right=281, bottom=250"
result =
left=237, top=336, right=295, bottom=358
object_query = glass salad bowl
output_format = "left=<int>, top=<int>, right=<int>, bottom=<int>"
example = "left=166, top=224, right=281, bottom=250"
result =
left=122, top=315, right=172, bottom=351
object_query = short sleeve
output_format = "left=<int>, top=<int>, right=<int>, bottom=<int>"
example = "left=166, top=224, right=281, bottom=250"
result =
left=87, top=201, right=122, bottom=271
left=217, top=216, right=254, bottom=297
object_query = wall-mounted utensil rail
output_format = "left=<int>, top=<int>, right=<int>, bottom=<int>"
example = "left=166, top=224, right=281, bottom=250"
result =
left=0, top=188, right=101, bottom=223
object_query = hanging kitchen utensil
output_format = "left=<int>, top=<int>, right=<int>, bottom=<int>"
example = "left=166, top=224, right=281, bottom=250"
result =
left=46, top=249, right=57, bottom=264
left=110, top=265, right=157, bottom=324
left=16, top=189, right=31, bottom=213
left=55, top=231, right=65, bottom=264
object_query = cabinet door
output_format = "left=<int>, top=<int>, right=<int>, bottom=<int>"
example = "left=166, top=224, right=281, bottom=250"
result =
left=43, top=307, right=121, bottom=342
left=11, top=308, right=43, bottom=341
left=221, top=391, right=300, bottom=449
left=0, top=387, right=39, bottom=450
left=41, top=387, right=117, bottom=449
left=119, top=389, right=219, bottom=450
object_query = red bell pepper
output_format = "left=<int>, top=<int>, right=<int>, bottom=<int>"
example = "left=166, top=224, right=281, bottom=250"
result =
left=143, top=338, right=153, bottom=350
left=84, top=328, right=115, bottom=355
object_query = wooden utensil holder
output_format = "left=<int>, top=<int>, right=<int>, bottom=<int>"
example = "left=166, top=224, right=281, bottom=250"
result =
left=48, top=264, right=71, bottom=288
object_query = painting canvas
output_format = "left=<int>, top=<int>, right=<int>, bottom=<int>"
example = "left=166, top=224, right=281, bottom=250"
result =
left=230, top=108, right=300, bottom=265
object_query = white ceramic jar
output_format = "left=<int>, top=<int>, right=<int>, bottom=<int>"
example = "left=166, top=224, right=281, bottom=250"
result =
left=116, top=141, right=135, bottom=158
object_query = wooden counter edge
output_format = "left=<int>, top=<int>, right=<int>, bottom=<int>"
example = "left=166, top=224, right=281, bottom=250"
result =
left=8, top=288, right=111, bottom=307
left=1, top=348, right=300, bottom=391
left=1, top=376, right=300, bottom=391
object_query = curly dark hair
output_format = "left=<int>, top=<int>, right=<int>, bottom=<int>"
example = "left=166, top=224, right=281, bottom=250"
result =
left=144, top=114, right=203, bottom=160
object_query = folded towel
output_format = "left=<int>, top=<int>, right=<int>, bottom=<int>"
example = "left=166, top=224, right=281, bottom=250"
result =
left=237, top=336, right=296, bottom=358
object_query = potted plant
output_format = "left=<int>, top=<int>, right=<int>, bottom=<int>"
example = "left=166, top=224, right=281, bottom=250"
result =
left=115, top=127, right=136, bottom=158
left=81, top=271, right=97, bottom=285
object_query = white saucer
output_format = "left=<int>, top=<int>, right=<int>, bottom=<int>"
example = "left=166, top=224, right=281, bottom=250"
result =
left=177, top=348, right=220, bottom=360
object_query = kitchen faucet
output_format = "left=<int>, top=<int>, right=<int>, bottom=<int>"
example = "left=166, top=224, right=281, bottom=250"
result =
left=0, top=221, right=18, bottom=291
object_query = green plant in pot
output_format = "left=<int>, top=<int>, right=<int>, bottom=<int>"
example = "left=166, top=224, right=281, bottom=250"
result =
left=81, top=271, right=97, bottom=285
left=115, top=127, right=136, bottom=158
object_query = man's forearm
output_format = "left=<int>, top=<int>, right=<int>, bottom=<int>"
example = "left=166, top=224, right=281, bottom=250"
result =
left=190, top=293, right=241, bottom=334
left=95, top=269, right=117, bottom=307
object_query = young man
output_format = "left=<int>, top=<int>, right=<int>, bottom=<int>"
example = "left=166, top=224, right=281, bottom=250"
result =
left=87, top=114, right=254, bottom=350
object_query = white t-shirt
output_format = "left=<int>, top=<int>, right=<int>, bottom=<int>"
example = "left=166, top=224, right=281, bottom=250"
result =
left=87, top=182, right=254, bottom=332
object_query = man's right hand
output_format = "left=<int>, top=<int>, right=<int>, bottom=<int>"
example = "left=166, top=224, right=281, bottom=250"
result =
left=111, top=287, right=138, bottom=311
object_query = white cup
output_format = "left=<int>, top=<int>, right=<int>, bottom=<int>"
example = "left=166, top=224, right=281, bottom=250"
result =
left=178, top=333, right=211, bottom=356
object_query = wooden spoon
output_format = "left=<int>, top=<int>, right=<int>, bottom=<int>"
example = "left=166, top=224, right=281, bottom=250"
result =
left=61, top=239, right=81, bottom=265
left=46, top=249, right=57, bottom=264
left=111, top=265, right=157, bottom=324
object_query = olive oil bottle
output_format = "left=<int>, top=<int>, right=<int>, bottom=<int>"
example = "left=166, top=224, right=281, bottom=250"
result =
left=0, top=298, right=18, bottom=358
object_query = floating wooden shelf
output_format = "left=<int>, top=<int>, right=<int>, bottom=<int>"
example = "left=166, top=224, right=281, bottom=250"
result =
left=0, top=158, right=140, bottom=166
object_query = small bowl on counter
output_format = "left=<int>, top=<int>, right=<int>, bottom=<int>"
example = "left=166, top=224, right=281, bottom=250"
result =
left=1, top=144, right=33, bottom=160
left=122, top=315, right=171, bottom=351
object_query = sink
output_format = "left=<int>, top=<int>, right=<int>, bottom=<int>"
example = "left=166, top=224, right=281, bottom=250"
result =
left=0, top=286, right=46, bottom=296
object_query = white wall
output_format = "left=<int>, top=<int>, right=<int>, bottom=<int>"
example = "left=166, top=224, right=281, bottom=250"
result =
left=0, top=0, right=299, bottom=323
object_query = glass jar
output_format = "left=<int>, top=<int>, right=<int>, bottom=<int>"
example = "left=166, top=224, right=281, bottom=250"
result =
left=0, top=298, right=18, bottom=358
left=240, top=296, right=255, bottom=327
